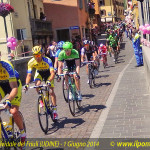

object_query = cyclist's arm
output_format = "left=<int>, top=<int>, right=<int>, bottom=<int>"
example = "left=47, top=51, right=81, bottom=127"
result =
left=7, top=81, right=18, bottom=101
left=54, top=57, right=58, bottom=70
left=25, top=73, right=32, bottom=85
left=80, top=48, right=85, bottom=62
left=58, top=61, right=63, bottom=75
left=48, top=69, right=55, bottom=82
left=75, top=59, right=80, bottom=74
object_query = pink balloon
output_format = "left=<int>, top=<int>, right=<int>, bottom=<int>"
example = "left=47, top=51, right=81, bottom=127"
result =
left=10, top=37, right=17, bottom=43
left=141, top=38, right=144, bottom=43
left=145, top=24, right=149, bottom=27
left=12, top=42, right=17, bottom=47
left=144, top=40, right=148, bottom=46
left=7, top=37, right=12, bottom=42
left=7, top=42, right=12, bottom=47
left=143, top=27, right=147, bottom=34
left=10, top=46, right=15, bottom=50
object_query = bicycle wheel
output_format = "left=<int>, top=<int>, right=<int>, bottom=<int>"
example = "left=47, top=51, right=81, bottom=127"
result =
left=92, top=71, right=96, bottom=87
left=37, top=97, right=48, bottom=134
left=88, top=66, right=93, bottom=88
left=68, top=85, right=76, bottom=116
left=114, top=51, right=118, bottom=64
left=76, top=91, right=82, bottom=110
left=62, top=77, right=68, bottom=103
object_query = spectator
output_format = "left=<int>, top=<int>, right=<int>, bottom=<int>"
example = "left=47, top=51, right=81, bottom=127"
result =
left=40, top=12, right=46, bottom=21
left=132, top=30, right=143, bottom=67
left=47, top=41, right=57, bottom=66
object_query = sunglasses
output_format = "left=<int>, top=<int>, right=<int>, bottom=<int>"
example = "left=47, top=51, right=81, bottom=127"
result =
left=33, top=54, right=41, bottom=58
left=65, top=49, right=71, bottom=51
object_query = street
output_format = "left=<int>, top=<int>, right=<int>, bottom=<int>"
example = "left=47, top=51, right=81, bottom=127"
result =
left=20, top=35, right=134, bottom=138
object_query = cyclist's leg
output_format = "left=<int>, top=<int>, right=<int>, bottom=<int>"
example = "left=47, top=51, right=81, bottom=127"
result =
left=9, top=80, right=26, bottom=146
left=49, top=82, right=56, bottom=106
left=34, top=70, right=42, bottom=93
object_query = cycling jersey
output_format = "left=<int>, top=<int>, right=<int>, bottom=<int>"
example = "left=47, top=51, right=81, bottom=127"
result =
left=110, top=39, right=118, bottom=48
left=27, top=56, right=54, bottom=73
left=0, top=60, right=22, bottom=106
left=27, top=56, right=54, bottom=86
left=81, top=47, right=95, bottom=61
left=0, top=60, right=19, bottom=82
left=99, top=46, right=107, bottom=54
left=58, top=49, right=79, bottom=72
left=55, top=49, right=61, bottom=58
left=58, top=49, right=79, bottom=61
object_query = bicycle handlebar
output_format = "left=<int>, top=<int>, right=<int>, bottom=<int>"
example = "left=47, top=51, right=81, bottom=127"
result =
left=29, top=84, right=49, bottom=89
left=82, top=61, right=94, bottom=64
left=59, top=72, right=77, bottom=76
left=0, top=103, right=7, bottom=112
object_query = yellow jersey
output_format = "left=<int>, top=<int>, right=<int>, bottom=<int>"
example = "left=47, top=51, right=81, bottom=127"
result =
left=27, top=56, right=54, bottom=73
left=0, top=60, right=18, bottom=83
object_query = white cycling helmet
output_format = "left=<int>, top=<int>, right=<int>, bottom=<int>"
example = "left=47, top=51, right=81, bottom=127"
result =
left=100, top=44, right=104, bottom=47
left=83, top=40, right=89, bottom=45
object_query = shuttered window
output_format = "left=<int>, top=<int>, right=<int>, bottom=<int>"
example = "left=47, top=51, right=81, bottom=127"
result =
left=79, top=0, right=83, bottom=9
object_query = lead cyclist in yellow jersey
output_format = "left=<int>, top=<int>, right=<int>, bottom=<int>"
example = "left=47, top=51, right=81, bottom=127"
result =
left=0, top=51, right=26, bottom=145
left=24, top=46, right=58, bottom=121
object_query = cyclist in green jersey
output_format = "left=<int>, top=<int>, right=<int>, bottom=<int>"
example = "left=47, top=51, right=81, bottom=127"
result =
left=58, top=42, right=82, bottom=101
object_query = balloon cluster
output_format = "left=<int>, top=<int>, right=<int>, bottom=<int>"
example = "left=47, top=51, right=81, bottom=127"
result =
left=141, top=38, right=150, bottom=48
left=139, top=24, right=150, bottom=34
left=7, top=37, right=17, bottom=50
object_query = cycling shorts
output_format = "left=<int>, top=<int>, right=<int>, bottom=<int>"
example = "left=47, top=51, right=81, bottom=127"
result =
left=63, top=60, right=76, bottom=72
left=0, top=79, right=22, bottom=106
left=34, top=70, right=54, bottom=87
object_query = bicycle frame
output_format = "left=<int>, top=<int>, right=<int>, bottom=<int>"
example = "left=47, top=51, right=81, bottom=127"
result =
left=0, top=106, right=13, bottom=142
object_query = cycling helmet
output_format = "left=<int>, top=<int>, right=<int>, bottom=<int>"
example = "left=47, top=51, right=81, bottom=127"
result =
left=100, top=44, right=104, bottom=47
left=63, top=42, right=73, bottom=50
left=57, top=41, right=65, bottom=49
left=83, top=40, right=89, bottom=45
left=32, top=46, right=42, bottom=55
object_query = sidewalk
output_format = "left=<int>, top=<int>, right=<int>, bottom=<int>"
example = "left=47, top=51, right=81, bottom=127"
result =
left=91, top=37, right=150, bottom=138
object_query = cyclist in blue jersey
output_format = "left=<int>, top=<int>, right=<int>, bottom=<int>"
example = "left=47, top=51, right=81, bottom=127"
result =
left=54, top=41, right=64, bottom=73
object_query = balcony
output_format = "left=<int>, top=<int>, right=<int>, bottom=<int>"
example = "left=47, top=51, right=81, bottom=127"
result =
left=30, top=19, right=52, bottom=36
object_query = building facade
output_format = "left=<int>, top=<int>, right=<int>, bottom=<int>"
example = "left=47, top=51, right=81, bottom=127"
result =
left=0, top=0, right=52, bottom=59
left=99, top=0, right=124, bottom=23
left=43, top=0, right=100, bottom=42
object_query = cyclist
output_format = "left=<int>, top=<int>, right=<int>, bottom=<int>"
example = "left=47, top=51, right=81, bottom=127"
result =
left=109, top=36, right=119, bottom=62
left=81, top=40, right=98, bottom=83
left=0, top=52, right=26, bottom=147
left=99, top=44, right=108, bottom=66
left=24, top=46, right=58, bottom=121
left=54, top=41, right=64, bottom=73
left=57, top=42, right=82, bottom=100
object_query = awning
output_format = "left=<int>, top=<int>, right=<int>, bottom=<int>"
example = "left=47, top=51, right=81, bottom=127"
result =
left=101, top=17, right=113, bottom=22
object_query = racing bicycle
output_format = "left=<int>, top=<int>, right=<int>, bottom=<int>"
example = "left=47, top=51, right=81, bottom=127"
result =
left=29, top=84, right=57, bottom=134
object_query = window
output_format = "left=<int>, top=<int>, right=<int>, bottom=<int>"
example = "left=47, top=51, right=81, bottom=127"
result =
left=101, top=10, right=106, bottom=16
left=99, top=0, right=105, bottom=6
left=79, top=0, right=83, bottom=9
left=84, top=0, right=88, bottom=11
left=17, top=29, right=27, bottom=40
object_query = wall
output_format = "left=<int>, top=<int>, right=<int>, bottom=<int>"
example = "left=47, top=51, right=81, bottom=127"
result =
left=11, top=56, right=34, bottom=85
left=142, top=46, right=150, bottom=92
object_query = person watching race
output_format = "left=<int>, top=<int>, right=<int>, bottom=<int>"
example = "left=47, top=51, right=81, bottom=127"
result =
left=0, top=51, right=26, bottom=147
left=24, top=46, right=58, bottom=121
left=57, top=41, right=82, bottom=101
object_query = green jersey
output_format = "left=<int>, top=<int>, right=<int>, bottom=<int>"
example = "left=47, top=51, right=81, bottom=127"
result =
left=58, top=49, right=79, bottom=61
left=58, top=49, right=79, bottom=72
